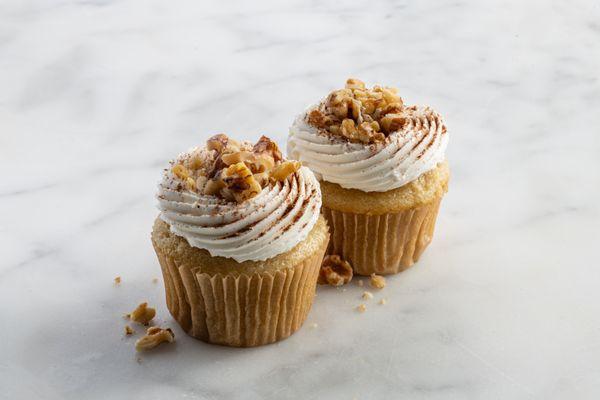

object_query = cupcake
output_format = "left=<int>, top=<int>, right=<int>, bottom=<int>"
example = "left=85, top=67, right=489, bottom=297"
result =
left=288, top=78, right=449, bottom=275
left=152, top=134, right=329, bottom=347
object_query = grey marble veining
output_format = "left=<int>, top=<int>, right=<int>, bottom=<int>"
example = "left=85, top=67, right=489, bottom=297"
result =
left=1, top=0, right=600, bottom=399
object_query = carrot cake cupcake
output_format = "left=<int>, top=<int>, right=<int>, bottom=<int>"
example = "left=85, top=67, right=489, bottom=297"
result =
left=288, top=78, right=448, bottom=275
left=152, top=134, right=329, bottom=347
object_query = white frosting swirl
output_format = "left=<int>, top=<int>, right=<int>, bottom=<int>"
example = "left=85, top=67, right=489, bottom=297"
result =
left=156, top=152, right=321, bottom=263
left=288, top=105, right=448, bottom=192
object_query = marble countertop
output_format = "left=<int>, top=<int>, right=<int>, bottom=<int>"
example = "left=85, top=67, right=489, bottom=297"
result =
left=1, top=0, right=600, bottom=399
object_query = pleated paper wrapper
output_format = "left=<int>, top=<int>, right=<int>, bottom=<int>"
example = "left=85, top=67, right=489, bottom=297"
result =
left=322, top=197, right=442, bottom=276
left=152, top=238, right=328, bottom=347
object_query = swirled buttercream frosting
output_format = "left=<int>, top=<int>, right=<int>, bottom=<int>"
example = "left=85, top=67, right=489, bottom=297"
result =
left=156, top=135, right=322, bottom=262
left=287, top=78, right=448, bottom=192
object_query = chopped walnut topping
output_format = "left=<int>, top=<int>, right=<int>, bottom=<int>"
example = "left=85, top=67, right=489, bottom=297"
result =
left=307, top=78, right=406, bottom=143
left=318, top=255, right=353, bottom=286
left=171, top=164, right=190, bottom=180
left=370, top=274, right=386, bottom=289
left=270, top=160, right=301, bottom=182
left=253, top=135, right=282, bottom=162
left=220, top=162, right=262, bottom=202
left=127, top=302, right=156, bottom=326
left=206, top=133, right=229, bottom=152
left=356, top=304, right=367, bottom=313
left=125, top=325, right=135, bottom=335
left=169, top=134, right=300, bottom=203
left=135, top=326, right=175, bottom=351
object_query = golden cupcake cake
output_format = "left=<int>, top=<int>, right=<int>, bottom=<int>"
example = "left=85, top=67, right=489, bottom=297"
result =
left=152, top=134, right=329, bottom=347
left=288, top=78, right=449, bottom=275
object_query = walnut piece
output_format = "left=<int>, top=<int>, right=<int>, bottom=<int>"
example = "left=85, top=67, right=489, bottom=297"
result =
left=270, top=160, right=301, bottom=182
left=370, top=274, right=386, bottom=289
left=356, top=304, right=367, bottom=313
left=307, top=78, right=406, bottom=143
left=114, top=276, right=121, bottom=285
left=362, top=291, right=373, bottom=300
left=135, top=326, right=175, bottom=351
left=127, top=302, right=156, bottom=326
left=221, top=162, right=262, bottom=202
left=171, top=164, right=190, bottom=180
left=318, top=255, right=353, bottom=286
left=206, top=133, right=229, bottom=152
left=253, top=135, right=282, bottom=162
left=124, top=325, right=135, bottom=335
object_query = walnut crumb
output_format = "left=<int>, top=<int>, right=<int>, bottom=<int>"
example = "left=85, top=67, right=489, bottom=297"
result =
left=356, top=304, right=367, bottom=313
left=114, top=276, right=121, bottom=285
left=135, top=326, right=175, bottom=351
left=318, top=255, right=353, bottom=286
left=124, top=325, right=135, bottom=335
left=379, top=298, right=387, bottom=305
left=370, top=274, right=386, bottom=289
left=127, top=302, right=156, bottom=326
left=362, top=291, right=373, bottom=300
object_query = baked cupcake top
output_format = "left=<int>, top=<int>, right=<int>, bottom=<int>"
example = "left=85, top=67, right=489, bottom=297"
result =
left=288, top=78, right=448, bottom=192
left=157, top=134, right=321, bottom=262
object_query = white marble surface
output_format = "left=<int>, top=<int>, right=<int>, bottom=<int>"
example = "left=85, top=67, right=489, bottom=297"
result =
left=1, top=0, right=600, bottom=399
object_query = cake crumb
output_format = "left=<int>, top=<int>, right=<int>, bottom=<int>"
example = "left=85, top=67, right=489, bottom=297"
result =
left=126, top=302, right=156, bottom=326
left=370, top=274, right=386, bottom=289
left=309, top=323, right=318, bottom=329
left=318, top=255, right=353, bottom=286
left=114, top=276, right=121, bottom=285
left=152, top=278, right=159, bottom=284
left=124, top=325, right=135, bottom=335
left=362, top=291, right=373, bottom=300
left=357, top=280, right=364, bottom=287
left=135, top=326, right=175, bottom=351
left=356, top=304, right=367, bottom=313
left=379, top=298, right=387, bottom=305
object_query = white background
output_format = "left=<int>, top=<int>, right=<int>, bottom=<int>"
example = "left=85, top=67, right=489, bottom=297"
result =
left=1, top=0, right=599, bottom=399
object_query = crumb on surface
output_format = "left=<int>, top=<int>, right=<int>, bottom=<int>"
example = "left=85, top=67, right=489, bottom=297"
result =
left=152, top=278, right=159, bottom=284
left=114, top=276, right=121, bottom=285
left=135, top=326, right=175, bottom=351
left=379, top=298, right=387, bottom=305
left=318, top=255, right=353, bottom=286
left=127, top=302, right=156, bottom=326
left=125, top=325, right=135, bottom=335
left=357, top=280, right=364, bottom=287
left=309, top=323, right=318, bottom=329
left=370, top=274, right=386, bottom=289
left=362, top=291, right=373, bottom=300
left=356, top=304, right=367, bottom=313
